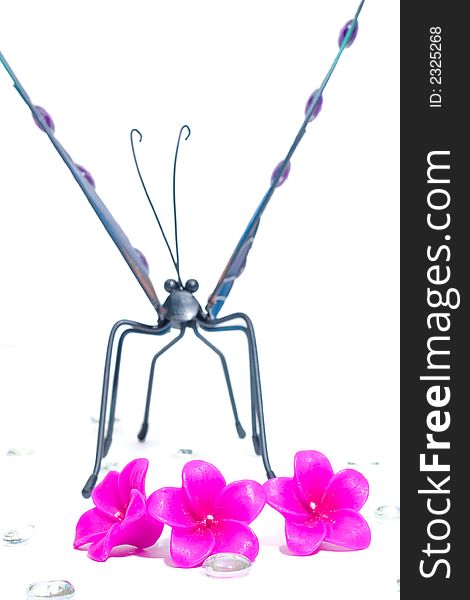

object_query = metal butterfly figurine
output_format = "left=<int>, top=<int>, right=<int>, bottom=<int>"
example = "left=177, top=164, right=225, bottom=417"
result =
left=1, top=0, right=365, bottom=498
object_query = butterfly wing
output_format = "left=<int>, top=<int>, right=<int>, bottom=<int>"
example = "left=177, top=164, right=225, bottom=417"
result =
left=0, top=52, right=161, bottom=312
left=206, top=0, right=365, bottom=319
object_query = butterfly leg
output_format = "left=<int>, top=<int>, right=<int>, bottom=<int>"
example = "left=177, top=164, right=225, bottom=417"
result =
left=192, top=323, right=246, bottom=439
left=81, top=318, right=168, bottom=498
left=103, top=322, right=172, bottom=457
left=137, top=325, right=186, bottom=442
left=231, top=312, right=275, bottom=478
left=198, top=319, right=260, bottom=455
left=199, top=313, right=275, bottom=479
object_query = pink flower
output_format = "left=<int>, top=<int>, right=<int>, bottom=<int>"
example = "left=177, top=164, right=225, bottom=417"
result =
left=263, top=450, right=371, bottom=555
left=148, top=460, right=266, bottom=568
left=74, top=458, right=163, bottom=561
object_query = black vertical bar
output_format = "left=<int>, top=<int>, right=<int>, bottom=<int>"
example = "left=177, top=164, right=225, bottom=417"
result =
left=401, top=2, right=466, bottom=598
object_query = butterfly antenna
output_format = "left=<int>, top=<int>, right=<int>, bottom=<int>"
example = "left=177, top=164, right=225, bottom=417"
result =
left=130, top=128, right=182, bottom=286
left=172, top=125, right=191, bottom=281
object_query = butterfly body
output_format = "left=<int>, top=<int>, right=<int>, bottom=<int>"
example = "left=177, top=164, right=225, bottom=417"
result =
left=159, top=283, right=203, bottom=326
left=0, top=0, right=366, bottom=498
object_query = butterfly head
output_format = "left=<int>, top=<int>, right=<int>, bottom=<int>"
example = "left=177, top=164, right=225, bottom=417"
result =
left=160, top=278, right=201, bottom=326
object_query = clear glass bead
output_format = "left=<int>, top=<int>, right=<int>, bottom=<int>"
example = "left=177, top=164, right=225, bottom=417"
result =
left=202, top=552, right=252, bottom=578
left=6, top=447, right=35, bottom=457
left=374, top=505, right=400, bottom=522
left=90, top=415, right=120, bottom=424
left=100, top=460, right=119, bottom=474
left=176, top=448, right=193, bottom=456
left=173, top=448, right=201, bottom=460
left=26, top=580, right=75, bottom=599
left=346, top=458, right=380, bottom=468
left=2, top=524, right=35, bottom=546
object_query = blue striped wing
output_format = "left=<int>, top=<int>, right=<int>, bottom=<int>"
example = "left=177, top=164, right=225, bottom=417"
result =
left=206, top=0, right=365, bottom=319
left=0, top=52, right=161, bottom=312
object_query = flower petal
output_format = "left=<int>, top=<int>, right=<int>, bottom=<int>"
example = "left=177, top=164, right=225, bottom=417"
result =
left=170, top=527, right=215, bottom=568
left=91, top=470, right=122, bottom=517
left=324, top=508, right=371, bottom=550
left=263, top=477, right=310, bottom=518
left=321, top=469, right=369, bottom=512
left=123, top=490, right=164, bottom=549
left=182, top=460, right=226, bottom=519
left=147, top=487, right=197, bottom=528
left=86, top=491, right=163, bottom=562
left=212, top=519, right=259, bottom=562
left=118, top=458, right=149, bottom=507
left=87, top=522, right=122, bottom=562
left=294, top=450, right=334, bottom=506
left=214, top=480, right=266, bottom=524
left=123, top=489, right=147, bottom=522
left=74, top=507, right=116, bottom=548
left=285, top=518, right=326, bottom=556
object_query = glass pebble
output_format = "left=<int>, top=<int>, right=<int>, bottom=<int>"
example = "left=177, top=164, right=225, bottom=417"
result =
left=374, top=505, right=400, bottom=522
left=173, top=448, right=200, bottom=460
left=90, top=415, right=120, bottom=424
left=202, top=552, right=252, bottom=578
left=32, top=106, right=55, bottom=134
left=6, top=447, right=35, bottom=457
left=26, top=580, right=75, bottom=599
left=177, top=448, right=193, bottom=456
left=2, top=524, right=35, bottom=546
left=346, top=458, right=380, bottom=467
left=100, top=461, right=119, bottom=474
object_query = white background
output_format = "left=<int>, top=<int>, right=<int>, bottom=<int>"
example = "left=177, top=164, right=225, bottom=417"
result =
left=0, top=1, right=399, bottom=598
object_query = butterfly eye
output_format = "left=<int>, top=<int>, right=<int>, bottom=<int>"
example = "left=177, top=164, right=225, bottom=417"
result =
left=164, top=279, right=178, bottom=292
left=185, top=279, right=199, bottom=293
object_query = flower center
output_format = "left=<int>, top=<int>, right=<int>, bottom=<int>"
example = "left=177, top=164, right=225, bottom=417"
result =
left=204, top=514, right=215, bottom=528
left=309, top=501, right=317, bottom=512
left=114, top=511, right=125, bottom=521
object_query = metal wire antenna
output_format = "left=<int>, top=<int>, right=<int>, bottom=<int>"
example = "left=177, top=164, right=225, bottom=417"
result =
left=130, top=127, right=189, bottom=287
left=172, top=125, right=191, bottom=279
